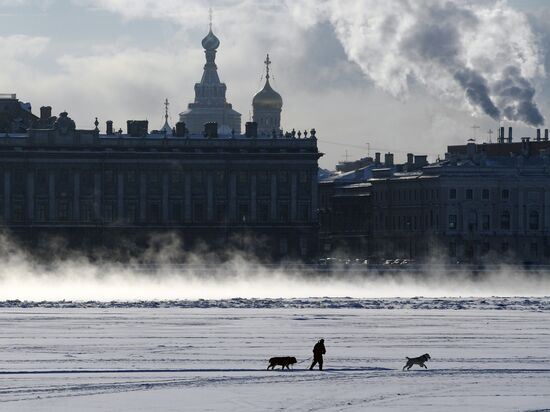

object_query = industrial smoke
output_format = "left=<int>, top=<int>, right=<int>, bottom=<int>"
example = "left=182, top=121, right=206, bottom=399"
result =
left=289, top=0, right=545, bottom=126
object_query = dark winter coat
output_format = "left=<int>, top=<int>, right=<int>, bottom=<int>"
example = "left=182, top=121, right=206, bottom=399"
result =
left=313, top=341, right=326, bottom=357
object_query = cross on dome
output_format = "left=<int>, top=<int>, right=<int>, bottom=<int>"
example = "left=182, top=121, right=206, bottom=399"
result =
left=264, top=54, right=271, bottom=80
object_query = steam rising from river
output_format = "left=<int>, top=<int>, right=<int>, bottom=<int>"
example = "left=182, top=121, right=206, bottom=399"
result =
left=0, top=233, right=549, bottom=301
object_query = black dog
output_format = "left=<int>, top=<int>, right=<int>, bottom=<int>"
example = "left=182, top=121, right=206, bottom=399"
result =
left=267, top=356, right=297, bottom=370
left=403, top=353, right=431, bottom=370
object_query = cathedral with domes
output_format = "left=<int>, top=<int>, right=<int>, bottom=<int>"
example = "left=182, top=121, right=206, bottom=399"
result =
left=0, top=15, right=321, bottom=260
left=180, top=22, right=284, bottom=137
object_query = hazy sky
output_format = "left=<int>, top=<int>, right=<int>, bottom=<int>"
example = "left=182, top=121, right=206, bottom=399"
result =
left=1, top=0, right=550, bottom=168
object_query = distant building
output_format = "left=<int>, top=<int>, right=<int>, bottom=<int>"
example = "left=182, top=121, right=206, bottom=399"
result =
left=322, top=130, right=550, bottom=264
left=179, top=26, right=241, bottom=135
left=252, top=54, right=283, bottom=137
left=0, top=27, right=322, bottom=260
left=0, top=94, right=37, bottom=133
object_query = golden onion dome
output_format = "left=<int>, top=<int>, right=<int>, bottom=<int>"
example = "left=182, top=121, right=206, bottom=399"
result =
left=253, top=78, right=283, bottom=110
left=201, top=29, right=220, bottom=50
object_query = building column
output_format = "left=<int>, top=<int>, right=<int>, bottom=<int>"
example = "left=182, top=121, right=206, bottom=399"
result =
left=26, top=171, right=34, bottom=221
left=290, top=172, right=297, bottom=221
left=207, top=172, right=214, bottom=222
left=117, top=172, right=124, bottom=222
left=250, top=173, right=257, bottom=223
left=162, top=172, right=169, bottom=224
left=139, top=172, right=146, bottom=222
left=94, top=172, right=101, bottom=221
left=311, top=169, right=318, bottom=223
left=184, top=172, right=191, bottom=222
left=73, top=172, right=80, bottom=221
left=270, top=172, right=277, bottom=221
left=49, top=171, right=56, bottom=221
left=545, top=189, right=550, bottom=231
left=3, top=171, right=10, bottom=221
left=229, top=172, right=237, bottom=222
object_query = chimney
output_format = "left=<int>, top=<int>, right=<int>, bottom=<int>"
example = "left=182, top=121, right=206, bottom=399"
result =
left=499, top=126, right=505, bottom=143
left=204, top=122, right=218, bottom=138
left=537, top=128, right=541, bottom=141
left=407, top=153, right=414, bottom=165
left=40, top=106, right=51, bottom=120
left=521, top=137, right=530, bottom=156
left=245, top=122, right=258, bottom=138
left=508, top=127, right=513, bottom=143
left=414, top=155, right=428, bottom=166
left=106, top=120, right=113, bottom=135
left=175, top=121, right=186, bottom=137
left=384, top=152, right=394, bottom=167
left=375, top=152, right=381, bottom=165
left=545, top=129, right=549, bottom=141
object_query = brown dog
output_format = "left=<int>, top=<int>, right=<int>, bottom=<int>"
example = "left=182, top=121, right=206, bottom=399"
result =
left=403, top=353, right=431, bottom=370
left=267, top=356, right=297, bottom=370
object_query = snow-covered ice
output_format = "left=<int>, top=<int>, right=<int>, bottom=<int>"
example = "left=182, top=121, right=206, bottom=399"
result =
left=1, top=301, right=549, bottom=411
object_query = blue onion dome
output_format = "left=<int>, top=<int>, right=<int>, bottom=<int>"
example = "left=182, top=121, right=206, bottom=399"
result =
left=253, top=78, right=283, bottom=110
left=202, top=29, right=220, bottom=50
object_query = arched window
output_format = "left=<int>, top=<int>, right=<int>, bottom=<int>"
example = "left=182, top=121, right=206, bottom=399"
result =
left=500, top=211, right=510, bottom=230
left=529, top=210, right=539, bottom=230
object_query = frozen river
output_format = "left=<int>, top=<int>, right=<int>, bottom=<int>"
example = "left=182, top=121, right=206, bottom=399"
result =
left=1, top=301, right=549, bottom=411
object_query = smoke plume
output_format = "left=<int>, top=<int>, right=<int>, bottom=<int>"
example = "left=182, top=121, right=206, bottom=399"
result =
left=288, top=0, right=545, bottom=126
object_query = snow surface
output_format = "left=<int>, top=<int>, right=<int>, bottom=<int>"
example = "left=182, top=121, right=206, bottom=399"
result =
left=1, top=302, right=550, bottom=411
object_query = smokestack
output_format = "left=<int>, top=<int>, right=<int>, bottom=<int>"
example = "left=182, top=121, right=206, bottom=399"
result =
left=40, top=106, right=51, bottom=120
left=499, top=126, right=505, bottom=144
left=384, top=152, right=394, bottom=167
left=106, top=120, right=113, bottom=135
left=407, top=153, right=414, bottom=165
left=245, top=122, right=258, bottom=138
left=375, top=152, right=381, bottom=165
left=545, top=129, right=549, bottom=141
left=537, top=128, right=541, bottom=141
left=508, top=127, right=513, bottom=143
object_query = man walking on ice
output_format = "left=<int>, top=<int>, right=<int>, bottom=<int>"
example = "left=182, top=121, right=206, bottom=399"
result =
left=309, top=339, right=326, bottom=370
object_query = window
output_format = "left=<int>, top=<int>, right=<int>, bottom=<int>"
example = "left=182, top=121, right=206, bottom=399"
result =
left=58, top=201, right=70, bottom=220
left=482, top=242, right=490, bottom=255
left=214, top=171, right=225, bottom=197
left=448, top=214, right=457, bottom=230
left=257, top=172, right=269, bottom=197
left=298, top=202, right=310, bottom=221
left=193, top=201, right=204, bottom=222
left=501, top=189, right=509, bottom=200
left=449, top=188, right=456, bottom=200
left=237, top=172, right=248, bottom=197
left=257, top=202, right=269, bottom=222
left=215, top=203, right=226, bottom=222
left=279, top=202, right=289, bottom=222
left=81, top=201, right=94, bottom=222
left=530, top=242, right=538, bottom=256
left=238, top=203, right=249, bottom=223
left=529, top=210, right=539, bottom=230
left=501, top=242, right=509, bottom=253
left=466, top=189, right=473, bottom=200
left=482, top=189, right=489, bottom=200
left=36, top=201, right=48, bottom=222
left=147, top=202, right=160, bottom=223
left=500, top=211, right=510, bottom=230
left=103, top=203, right=114, bottom=222
left=191, top=172, right=204, bottom=195
left=124, top=201, right=137, bottom=223
left=482, top=215, right=490, bottom=231
left=449, top=242, right=457, bottom=257
left=170, top=201, right=182, bottom=222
